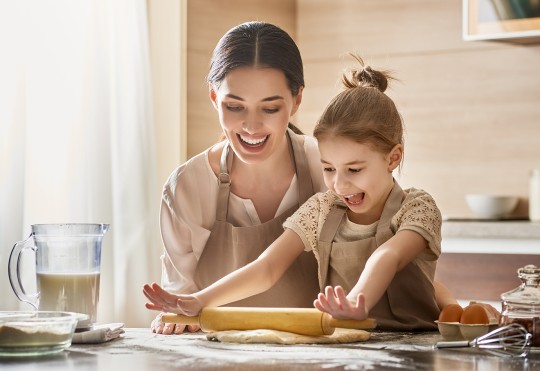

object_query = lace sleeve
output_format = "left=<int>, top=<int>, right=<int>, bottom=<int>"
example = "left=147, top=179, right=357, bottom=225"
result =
left=393, top=189, right=442, bottom=258
left=284, top=192, right=335, bottom=252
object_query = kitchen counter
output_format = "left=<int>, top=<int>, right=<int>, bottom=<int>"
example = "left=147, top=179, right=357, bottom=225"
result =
left=442, top=219, right=540, bottom=240
left=1, top=328, right=538, bottom=370
left=441, top=220, right=540, bottom=255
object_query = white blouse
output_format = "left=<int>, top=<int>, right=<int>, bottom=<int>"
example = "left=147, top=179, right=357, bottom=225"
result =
left=159, top=135, right=326, bottom=294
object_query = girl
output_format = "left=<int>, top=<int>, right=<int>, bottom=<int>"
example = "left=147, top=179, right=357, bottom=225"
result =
left=146, top=55, right=454, bottom=330
left=153, top=22, right=325, bottom=334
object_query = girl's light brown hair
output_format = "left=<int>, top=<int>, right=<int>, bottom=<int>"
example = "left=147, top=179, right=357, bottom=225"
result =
left=313, top=54, right=404, bottom=157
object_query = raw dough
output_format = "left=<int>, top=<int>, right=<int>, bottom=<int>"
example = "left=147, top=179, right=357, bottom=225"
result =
left=206, top=328, right=370, bottom=345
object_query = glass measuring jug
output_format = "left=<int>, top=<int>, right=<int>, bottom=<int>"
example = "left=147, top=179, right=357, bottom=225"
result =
left=8, top=224, right=109, bottom=330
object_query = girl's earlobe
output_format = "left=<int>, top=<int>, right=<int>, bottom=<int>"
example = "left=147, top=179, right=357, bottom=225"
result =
left=388, top=144, right=403, bottom=171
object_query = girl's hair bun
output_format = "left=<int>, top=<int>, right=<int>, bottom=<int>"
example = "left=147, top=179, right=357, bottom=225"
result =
left=342, top=54, right=393, bottom=93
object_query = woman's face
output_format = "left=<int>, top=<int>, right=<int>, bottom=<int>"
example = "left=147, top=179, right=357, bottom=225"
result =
left=210, top=67, right=302, bottom=164
left=318, top=135, right=401, bottom=225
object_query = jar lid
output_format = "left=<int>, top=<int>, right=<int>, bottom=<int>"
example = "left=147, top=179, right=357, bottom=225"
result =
left=501, top=265, right=540, bottom=304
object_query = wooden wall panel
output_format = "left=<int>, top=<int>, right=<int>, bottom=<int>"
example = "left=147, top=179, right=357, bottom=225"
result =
left=435, top=253, right=540, bottom=301
left=296, top=0, right=540, bottom=218
left=147, top=0, right=184, bottom=184
left=297, top=0, right=493, bottom=59
left=186, top=0, right=296, bottom=157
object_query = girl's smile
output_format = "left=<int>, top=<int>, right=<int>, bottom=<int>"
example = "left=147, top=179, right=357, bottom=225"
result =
left=343, top=192, right=365, bottom=206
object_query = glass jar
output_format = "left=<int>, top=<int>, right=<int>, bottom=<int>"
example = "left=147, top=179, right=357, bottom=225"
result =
left=500, top=264, right=540, bottom=348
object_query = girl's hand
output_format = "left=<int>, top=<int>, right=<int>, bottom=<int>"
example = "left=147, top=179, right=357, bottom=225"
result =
left=143, top=282, right=203, bottom=317
left=469, top=301, right=501, bottom=323
left=150, top=312, right=200, bottom=335
left=314, top=285, right=368, bottom=320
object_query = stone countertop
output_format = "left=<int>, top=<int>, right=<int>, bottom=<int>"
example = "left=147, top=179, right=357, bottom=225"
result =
left=1, top=328, right=538, bottom=370
left=442, top=219, right=540, bottom=239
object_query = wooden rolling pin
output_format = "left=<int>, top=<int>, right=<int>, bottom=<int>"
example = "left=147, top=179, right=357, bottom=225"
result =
left=162, top=307, right=376, bottom=336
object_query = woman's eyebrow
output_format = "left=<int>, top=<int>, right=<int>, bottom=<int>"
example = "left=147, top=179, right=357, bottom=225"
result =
left=224, top=94, right=284, bottom=102
left=261, top=95, right=284, bottom=102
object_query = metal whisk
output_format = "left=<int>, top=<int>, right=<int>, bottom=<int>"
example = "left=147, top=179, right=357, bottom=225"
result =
left=435, top=323, right=532, bottom=358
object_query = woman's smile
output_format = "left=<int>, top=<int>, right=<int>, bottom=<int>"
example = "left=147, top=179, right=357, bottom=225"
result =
left=238, top=133, right=269, bottom=148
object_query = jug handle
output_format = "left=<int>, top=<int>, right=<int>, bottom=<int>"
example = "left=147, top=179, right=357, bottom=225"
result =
left=8, top=234, right=38, bottom=309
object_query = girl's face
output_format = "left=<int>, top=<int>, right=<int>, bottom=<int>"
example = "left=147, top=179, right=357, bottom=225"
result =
left=210, top=67, right=303, bottom=164
left=318, top=135, right=402, bottom=225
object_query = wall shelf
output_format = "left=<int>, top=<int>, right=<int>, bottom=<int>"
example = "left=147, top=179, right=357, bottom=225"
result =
left=463, top=0, right=540, bottom=43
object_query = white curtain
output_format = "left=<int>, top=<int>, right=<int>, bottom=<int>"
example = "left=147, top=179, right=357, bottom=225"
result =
left=0, top=0, right=162, bottom=327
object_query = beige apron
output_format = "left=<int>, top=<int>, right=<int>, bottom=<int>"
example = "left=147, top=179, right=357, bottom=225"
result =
left=317, top=180, right=439, bottom=330
left=194, top=129, right=320, bottom=307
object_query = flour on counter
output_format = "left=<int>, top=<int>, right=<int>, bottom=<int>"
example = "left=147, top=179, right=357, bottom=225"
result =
left=68, top=329, right=434, bottom=369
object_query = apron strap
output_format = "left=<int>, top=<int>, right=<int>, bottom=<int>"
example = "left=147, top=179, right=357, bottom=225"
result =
left=317, top=200, right=347, bottom=290
left=375, top=179, right=403, bottom=246
left=319, top=201, right=347, bottom=243
left=216, top=143, right=233, bottom=222
left=286, top=128, right=314, bottom=205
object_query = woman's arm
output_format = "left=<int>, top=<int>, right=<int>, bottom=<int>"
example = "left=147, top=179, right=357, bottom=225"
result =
left=144, top=229, right=306, bottom=316
left=160, top=154, right=219, bottom=296
left=153, top=155, right=217, bottom=334
left=151, top=190, right=203, bottom=334
left=315, top=229, right=427, bottom=320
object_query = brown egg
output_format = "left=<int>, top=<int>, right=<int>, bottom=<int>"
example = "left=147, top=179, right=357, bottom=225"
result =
left=460, top=304, right=489, bottom=324
left=438, top=303, right=463, bottom=322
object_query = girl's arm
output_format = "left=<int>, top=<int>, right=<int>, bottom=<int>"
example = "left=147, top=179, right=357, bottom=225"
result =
left=315, top=229, right=428, bottom=320
left=433, top=280, right=458, bottom=309
left=144, top=229, right=306, bottom=316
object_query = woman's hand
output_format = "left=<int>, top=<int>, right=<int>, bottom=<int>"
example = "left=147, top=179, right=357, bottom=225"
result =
left=150, top=312, right=200, bottom=335
left=314, top=285, right=368, bottom=320
left=143, top=282, right=204, bottom=316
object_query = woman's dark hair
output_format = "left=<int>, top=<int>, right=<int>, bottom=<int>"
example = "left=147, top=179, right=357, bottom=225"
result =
left=208, top=21, right=304, bottom=135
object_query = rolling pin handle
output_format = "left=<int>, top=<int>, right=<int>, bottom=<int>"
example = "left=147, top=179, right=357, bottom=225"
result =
left=161, top=313, right=200, bottom=326
left=327, top=316, right=377, bottom=331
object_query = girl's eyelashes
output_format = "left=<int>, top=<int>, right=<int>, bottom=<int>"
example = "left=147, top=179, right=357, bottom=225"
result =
left=322, top=166, right=362, bottom=173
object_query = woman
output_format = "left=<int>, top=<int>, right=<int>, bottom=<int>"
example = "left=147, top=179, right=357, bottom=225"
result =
left=153, top=21, right=326, bottom=334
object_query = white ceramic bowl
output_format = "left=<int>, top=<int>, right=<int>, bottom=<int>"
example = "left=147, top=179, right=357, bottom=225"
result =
left=465, top=194, right=519, bottom=219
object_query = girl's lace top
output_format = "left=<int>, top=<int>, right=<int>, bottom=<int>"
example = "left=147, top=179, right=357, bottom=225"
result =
left=283, top=187, right=442, bottom=259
